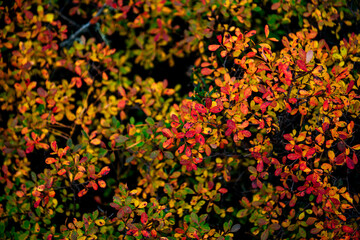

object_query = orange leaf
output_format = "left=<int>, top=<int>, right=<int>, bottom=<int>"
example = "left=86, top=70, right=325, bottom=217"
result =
left=264, top=25, right=269, bottom=38
left=98, top=179, right=106, bottom=188
left=163, top=138, right=173, bottom=149
left=208, top=44, right=221, bottom=51
left=162, top=128, right=173, bottom=138
left=51, top=141, right=58, bottom=152
left=78, top=188, right=88, bottom=197
left=45, top=157, right=57, bottom=164
left=57, top=169, right=66, bottom=176
left=74, top=172, right=84, bottom=181
left=268, top=38, right=279, bottom=42
left=245, top=30, right=256, bottom=38
left=201, top=68, right=213, bottom=75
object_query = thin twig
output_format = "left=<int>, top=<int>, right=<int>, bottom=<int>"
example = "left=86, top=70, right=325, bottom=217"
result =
left=60, top=4, right=106, bottom=48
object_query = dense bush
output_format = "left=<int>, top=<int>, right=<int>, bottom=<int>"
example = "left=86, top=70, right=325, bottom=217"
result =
left=0, top=0, right=360, bottom=239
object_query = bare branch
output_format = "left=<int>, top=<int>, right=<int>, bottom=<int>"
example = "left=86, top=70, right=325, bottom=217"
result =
left=60, top=4, right=106, bottom=48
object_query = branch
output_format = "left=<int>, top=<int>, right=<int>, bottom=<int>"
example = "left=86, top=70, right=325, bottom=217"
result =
left=60, top=4, right=106, bottom=48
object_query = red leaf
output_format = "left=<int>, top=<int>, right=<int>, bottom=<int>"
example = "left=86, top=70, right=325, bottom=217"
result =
left=205, top=98, right=212, bottom=109
left=208, top=44, right=221, bottom=51
left=323, top=100, right=329, bottom=111
left=297, top=60, right=307, bottom=71
left=216, top=35, right=222, bottom=44
left=99, top=166, right=110, bottom=176
left=246, top=52, right=256, bottom=58
left=242, top=130, right=251, bottom=137
left=210, top=105, right=223, bottom=113
left=218, top=188, right=228, bottom=194
left=346, top=157, right=355, bottom=169
left=37, top=87, right=48, bottom=97
left=177, top=144, right=185, bottom=154
left=34, top=198, right=41, bottom=208
left=195, top=103, right=207, bottom=114
left=196, top=134, right=205, bottom=145
left=283, top=134, right=293, bottom=141
left=353, top=152, right=358, bottom=164
left=240, top=103, right=248, bottom=115
left=185, top=130, right=196, bottom=138
left=185, top=146, right=192, bottom=157
left=342, top=225, right=354, bottom=233
left=227, top=119, right=236, bottom=129
left=288, top=153, right=300, bottom=160
left=184, top=122, right=194, bottom=129
left=51, top=141, right=58, bottom=152
left=346, top=80, right=354, bottom=94
left=141, top=212, right=148, bottom=225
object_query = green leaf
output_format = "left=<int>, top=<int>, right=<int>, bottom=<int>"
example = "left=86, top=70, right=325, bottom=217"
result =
left=117, top=221, right=125, bottom=231
left=130, top=117, right=135, bottom=125
left=81, top=130, right=89, bottom=139
left=223, top=221, right=229, bottom=232
left=236, top=209, right=248, bottom=218
left=145, top=117, right=155, bottom=125
left=93, top=209, right=99, bottom=220
left=164, top=151, right=174, bottom=159
left=21, top=220, right=30, bottom=230
left=261, top=228, right=269, bottom=240
left=98, top=148, right=108, bottom=158
left=66, top=138, right=73, bottom=148
left=31, top=172, right=37, bottom=182
left=126, top=156, right=134, bottom=163
left=0, top=221, right=5, bottom=233
left=73, top=144, right=83, bottom=153
left=190, top=212, right=199, bottom=224
left=150, top=150, right=160, bottom=160
left=19, top=231, right=29, bottom=240
left=116, top=135, right=128, bottom=143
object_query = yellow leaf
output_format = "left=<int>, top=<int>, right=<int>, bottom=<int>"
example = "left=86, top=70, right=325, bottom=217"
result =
left=90, top=139, right=101, bottom=145
left=44, top=13, right=54, bottom=22
left=138, top=201, right=147, bottom=208
left=132, top=198, right=140, bottom=207
left=341, top=192, right=353, bottom=204
left=352, top=144, right=360, bottom=150
left=95, top=219, right=105, bottom=226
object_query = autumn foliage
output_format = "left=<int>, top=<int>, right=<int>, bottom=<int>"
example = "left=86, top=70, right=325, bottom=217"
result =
left=1, top=0, right=360, bottom=239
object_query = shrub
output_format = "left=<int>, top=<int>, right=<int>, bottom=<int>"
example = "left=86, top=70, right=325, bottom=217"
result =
left=0, top=0, right=359, bottom=239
